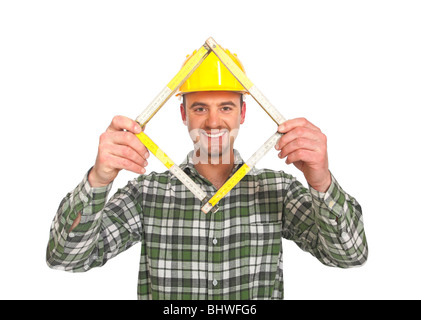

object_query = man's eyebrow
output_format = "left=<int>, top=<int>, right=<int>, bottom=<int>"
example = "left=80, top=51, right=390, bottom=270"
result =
left=218, top=101, right=238, bottom=107
left=189, top=101, right=209, bottom=109
left=189, top=101, right=238, bottom=108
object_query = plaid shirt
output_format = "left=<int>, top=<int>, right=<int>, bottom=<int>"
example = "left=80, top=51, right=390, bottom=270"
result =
left=47, top=150, right=368, bottom=300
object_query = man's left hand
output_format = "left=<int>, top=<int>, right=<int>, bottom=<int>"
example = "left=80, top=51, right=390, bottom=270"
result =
left=276, top=117, right=331, bottom=192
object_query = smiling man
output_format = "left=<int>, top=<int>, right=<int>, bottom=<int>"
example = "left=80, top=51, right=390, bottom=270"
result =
left=182, top=90, right=246, bottom=188
left=47, top=48, right=368, bottom=300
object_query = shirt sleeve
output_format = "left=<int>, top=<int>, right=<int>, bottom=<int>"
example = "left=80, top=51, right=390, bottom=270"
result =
left=281, top=173, right=368, bottom=268
left=46, top=169, right=143, bottom=272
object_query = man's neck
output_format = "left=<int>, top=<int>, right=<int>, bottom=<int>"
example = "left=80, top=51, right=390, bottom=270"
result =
left=194, top=150, right=235, bottom=189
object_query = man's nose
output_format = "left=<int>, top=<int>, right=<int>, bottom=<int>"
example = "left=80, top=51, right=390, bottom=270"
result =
left=205, top=109, right=221, bottom=128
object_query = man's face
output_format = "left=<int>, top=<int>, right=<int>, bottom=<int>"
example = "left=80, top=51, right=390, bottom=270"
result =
left=180, top=91, right=246, bottom=163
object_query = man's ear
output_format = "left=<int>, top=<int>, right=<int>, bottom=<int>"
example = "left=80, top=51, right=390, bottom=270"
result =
left=240, top=101, right=246, bottom=125
left=180, top=103, right=187, bottom=126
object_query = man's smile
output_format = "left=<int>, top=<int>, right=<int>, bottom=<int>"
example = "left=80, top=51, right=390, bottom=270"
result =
left=200, top=129, right=229, bottom=139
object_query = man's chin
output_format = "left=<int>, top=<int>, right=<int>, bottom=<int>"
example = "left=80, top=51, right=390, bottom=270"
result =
left=193, top=145, right=232, bottom=165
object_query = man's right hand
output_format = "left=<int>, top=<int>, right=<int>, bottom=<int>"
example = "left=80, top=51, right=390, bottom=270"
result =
left=88, top=115, right=150, bottom=188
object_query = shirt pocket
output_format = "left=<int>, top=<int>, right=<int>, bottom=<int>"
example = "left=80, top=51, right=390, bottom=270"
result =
left=248, top=222, right=282, bottom=299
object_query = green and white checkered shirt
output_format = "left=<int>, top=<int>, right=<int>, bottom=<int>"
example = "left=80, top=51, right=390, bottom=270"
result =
left=47, top=150, right=368, bottom=300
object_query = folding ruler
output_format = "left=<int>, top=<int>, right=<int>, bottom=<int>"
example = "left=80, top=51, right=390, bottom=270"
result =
left=134, top=37, right=287, bottom=214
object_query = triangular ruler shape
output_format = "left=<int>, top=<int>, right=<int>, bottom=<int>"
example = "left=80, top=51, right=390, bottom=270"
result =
left=134, top=37, right=287, bottom=213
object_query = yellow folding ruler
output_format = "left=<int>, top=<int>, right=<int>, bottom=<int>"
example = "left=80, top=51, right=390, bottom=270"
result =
left=134, top=37, right=287, bottom=214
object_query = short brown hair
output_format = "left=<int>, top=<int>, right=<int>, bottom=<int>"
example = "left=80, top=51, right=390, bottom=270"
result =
left=182, top=94, right=244, bottom=109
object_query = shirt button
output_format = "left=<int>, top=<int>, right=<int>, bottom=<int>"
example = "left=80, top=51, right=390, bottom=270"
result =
left=68, top=232, right=75, bottom=238
left=212, top=238, right=218, bottom=245
left=212, top=279, right=218, bottom=286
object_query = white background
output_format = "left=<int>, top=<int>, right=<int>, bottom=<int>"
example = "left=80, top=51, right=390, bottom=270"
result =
left=1, top=0, right=420, bottom=300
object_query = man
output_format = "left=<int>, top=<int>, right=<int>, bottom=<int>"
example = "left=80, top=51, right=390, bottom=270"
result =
left=47, top=48, right=368, bottom=300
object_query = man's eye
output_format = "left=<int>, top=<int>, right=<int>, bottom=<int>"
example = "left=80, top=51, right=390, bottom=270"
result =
left=195, top=107, right=205, bottom=112
left=222, top=107, right=232, bottom=111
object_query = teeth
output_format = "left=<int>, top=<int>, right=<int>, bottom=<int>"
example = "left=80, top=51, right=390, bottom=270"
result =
left=203, top=131, right=225, bottom=138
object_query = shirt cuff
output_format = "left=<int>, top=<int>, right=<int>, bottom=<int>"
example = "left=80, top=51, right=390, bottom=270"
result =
left=309, top=173, right=345, bottom=219
left=73, top=168, right=113, bottom=216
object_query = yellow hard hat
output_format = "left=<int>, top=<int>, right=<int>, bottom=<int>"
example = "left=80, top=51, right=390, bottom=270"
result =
left=177, top=48, right=247, bottom=96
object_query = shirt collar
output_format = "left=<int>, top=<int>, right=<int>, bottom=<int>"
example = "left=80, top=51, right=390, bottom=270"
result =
left=180, top=149, right=245, bottom=172
left=170, top=149, right=255, bottom=186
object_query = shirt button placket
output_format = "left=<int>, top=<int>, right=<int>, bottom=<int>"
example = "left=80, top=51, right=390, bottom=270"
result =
left=207, top=214, right=215, bottom=297
left=211, top=237, right=218, bottom=289
left=207, top=206, right=222, bottom=298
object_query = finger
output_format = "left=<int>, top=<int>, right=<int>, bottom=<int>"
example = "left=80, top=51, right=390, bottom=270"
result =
left=107, top=115, right=142, bottom=134
left=109, top=144, right=149, bottom=168
left=107, top=131, right=150, bottom=160
left=107, top=153, right=146, bottom=174
left=277, top=117, right=320, bottom=134
left=276, top=126, right=320, bottom=151
left=278, top=137, right=321, bottom=159
left=282, top=149, right=314, bottom=165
